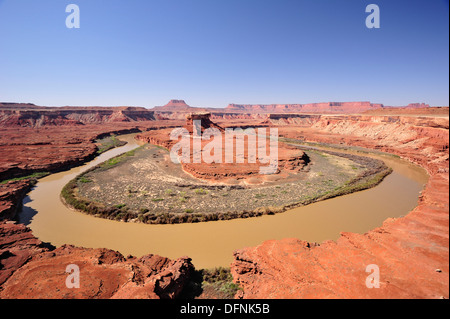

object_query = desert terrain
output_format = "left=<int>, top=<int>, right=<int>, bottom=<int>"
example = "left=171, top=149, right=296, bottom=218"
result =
left=0, top=100, right=448, bottom=299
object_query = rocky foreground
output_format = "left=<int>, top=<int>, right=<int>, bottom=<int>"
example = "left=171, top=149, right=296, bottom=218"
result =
left=0, top=221, right=194, bottom=299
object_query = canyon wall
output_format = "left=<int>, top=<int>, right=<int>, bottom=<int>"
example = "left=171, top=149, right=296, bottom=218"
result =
left=226, top=101, right=385, bottom=113
left=0, top=106, right=156, bottom=127
left=231, top=114, right=449, bottom=299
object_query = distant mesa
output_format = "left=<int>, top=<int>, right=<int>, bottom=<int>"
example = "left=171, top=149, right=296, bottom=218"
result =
left=152, top=100, right=197, bottom=111
left=405, top=103, right=430, bottom=109
left=226, top=101, right=385, bottom=114
left=165, top=100, right=190, bottom=108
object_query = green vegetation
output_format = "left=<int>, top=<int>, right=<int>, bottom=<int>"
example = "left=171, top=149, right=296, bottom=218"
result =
left=0, top=172, right=49, bottom=185
left=99, top=147, right=142, bottom=170
left=315, top=167, right=393, bottom=202
left=151, top=198, right=164, bottom=202
left=194, top=188, right=208, bottom=195
left=200, top=267, right=242, bottom=299
left=179, top=266, right=242, bottom=299
left=78, top=176, right=92, bottom=183
left=179, top=191, right=189, bottom=202
left=96, top=135, right=127, bottom=154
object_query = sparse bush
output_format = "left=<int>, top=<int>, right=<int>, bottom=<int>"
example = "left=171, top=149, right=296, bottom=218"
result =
left=78, top=176, right=92, bottom=183
left=194, top=188, right=208, bottom=195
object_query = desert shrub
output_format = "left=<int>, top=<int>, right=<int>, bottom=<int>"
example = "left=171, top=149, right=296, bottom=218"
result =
left=0, top=172, right=50, bottom=185
left=194, top=188, right=208, bottom=195
left=78, top=176, right=92, bottom=183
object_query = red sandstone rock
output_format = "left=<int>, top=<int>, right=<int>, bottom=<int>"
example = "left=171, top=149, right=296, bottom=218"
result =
left=185, top=112, right=224, bottom=133
left=0, top=222, right=194, bottom=299
left=136, top=116, right=308, bottom=184
left=0, top=180, right=33, bottom=220
left=231, top=114, right=449, bottom=299
left=0, top=222, right=48, bottom=286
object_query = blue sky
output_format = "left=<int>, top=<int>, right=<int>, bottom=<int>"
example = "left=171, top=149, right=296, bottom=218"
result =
left=0, top=0, right=448, bottom=108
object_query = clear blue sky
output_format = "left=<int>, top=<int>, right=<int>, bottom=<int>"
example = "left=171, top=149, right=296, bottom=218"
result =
left=0, top=0, right=448, bottom=108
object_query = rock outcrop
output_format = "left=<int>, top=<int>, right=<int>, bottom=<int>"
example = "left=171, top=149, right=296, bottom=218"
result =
left=0, top=180, right=34, bottom=221
left=231, top=114, right=449, bottom=299
left=0, top=221, right=48, bottom=287
left=184, top=112, right=224, bottom=134
left=0, top=221, right=194, bottom=299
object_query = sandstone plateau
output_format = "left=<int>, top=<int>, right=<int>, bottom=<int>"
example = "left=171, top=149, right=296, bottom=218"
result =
left=0, top=101, right=448, bottom=299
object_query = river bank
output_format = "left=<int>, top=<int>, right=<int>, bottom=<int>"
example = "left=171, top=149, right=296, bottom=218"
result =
left=61, top=137, right=392, bottom=224
left=11, top=133, right=427, bottom=270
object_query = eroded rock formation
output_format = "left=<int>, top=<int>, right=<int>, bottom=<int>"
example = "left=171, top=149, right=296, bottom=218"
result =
left=0, top=105, right=156, bottom=127
left=0, top=221, right=194, bottom=299
left=231, top=114, right=449, bottom=299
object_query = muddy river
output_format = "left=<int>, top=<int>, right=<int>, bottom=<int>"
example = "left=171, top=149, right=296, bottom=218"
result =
left=18, top=134, right=428, bottom=269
